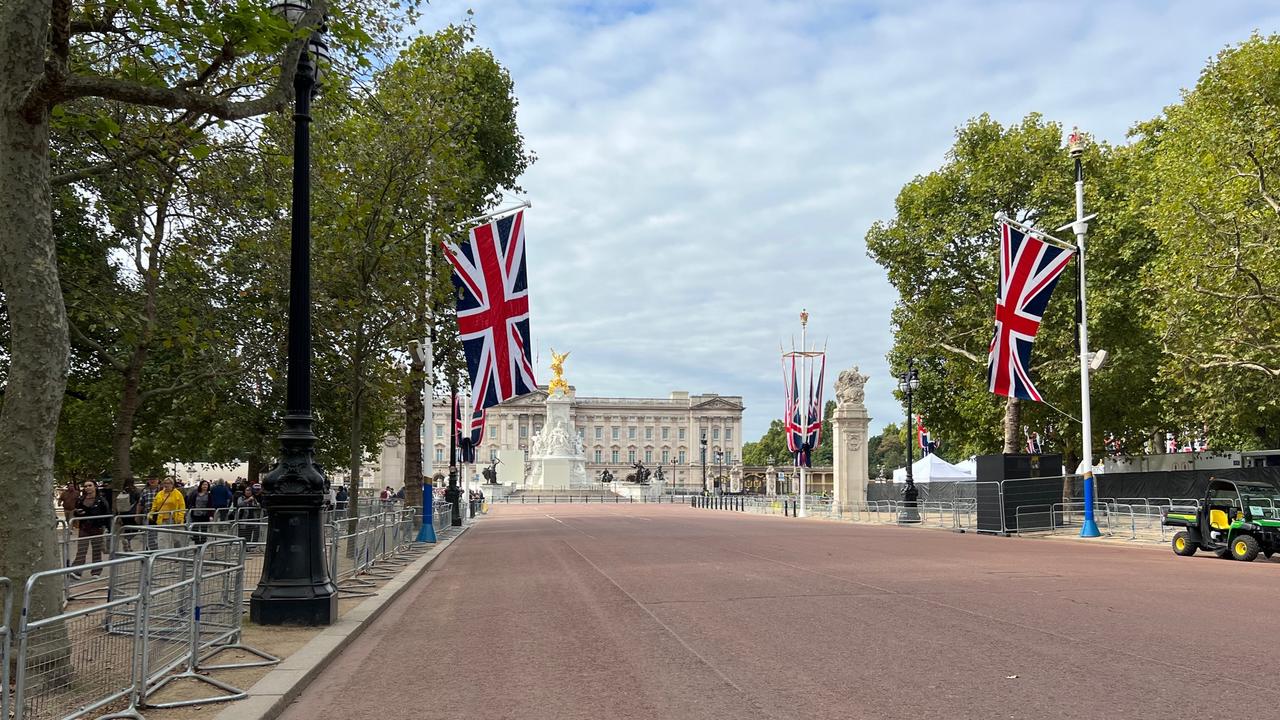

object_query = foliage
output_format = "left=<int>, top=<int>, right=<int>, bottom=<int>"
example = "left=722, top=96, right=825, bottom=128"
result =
left=866, top=423, right=905, bottom=479
left=742, top=401, right=835, bottom=466
left=1131, top=34, right=1280, bottom=448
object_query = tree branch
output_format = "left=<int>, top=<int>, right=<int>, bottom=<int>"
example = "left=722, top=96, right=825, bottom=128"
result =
left=67, top=320, right=128, bottom=373
left=939, top=342, right=983, bottom=364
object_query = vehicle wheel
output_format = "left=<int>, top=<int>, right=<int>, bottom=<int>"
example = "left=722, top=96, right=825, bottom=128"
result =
left=1172, top=532, right=1197, bottom=557
left=1230, top=534, right=1260, bottom=562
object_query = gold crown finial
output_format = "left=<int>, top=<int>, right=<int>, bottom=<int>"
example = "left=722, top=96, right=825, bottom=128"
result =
left=800, top=309, right=809, bottom=327
left=548, top=349, right=570, bottom=397
left=1067, top=127, right=1085, bottom=158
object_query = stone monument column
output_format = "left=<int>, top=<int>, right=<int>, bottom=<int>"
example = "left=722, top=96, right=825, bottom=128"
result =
left=832, top=366, right=871, bottom=510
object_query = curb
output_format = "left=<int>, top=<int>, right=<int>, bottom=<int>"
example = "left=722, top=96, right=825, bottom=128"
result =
left=212, top=523, right=472, bottom=720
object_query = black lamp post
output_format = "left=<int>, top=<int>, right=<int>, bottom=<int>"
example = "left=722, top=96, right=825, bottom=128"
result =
left=251, top=1, right=336, bottom=626
left=700, top=429, right=708, bottom=494
left=714, top=450, right=723, bottom=495
left=896, top=359, right=921, bottom=523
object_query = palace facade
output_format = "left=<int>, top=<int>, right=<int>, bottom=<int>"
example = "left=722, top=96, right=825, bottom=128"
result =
left=381, top=388, right=745, bottom=491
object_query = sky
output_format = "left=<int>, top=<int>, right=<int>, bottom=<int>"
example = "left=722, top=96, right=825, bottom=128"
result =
left=416, top=0, right=1280, bottom=443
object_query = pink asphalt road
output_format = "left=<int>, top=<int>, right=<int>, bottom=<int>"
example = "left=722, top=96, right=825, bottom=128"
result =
left=278, top=503, right=1280, bottom=720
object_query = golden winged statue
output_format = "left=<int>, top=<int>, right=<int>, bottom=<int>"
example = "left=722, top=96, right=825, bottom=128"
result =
left=548, top=349, right=570, bottom=396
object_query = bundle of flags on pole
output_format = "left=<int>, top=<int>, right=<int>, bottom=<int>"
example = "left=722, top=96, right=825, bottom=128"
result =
left=783, top=353, right=826, bottom=467
left=442, top=206, right=537, bottom=467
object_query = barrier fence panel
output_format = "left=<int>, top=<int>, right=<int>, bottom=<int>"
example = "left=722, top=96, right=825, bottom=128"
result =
left=15, top=555, right=149, bottom=720
left=1, top=576, right=11, bottom=720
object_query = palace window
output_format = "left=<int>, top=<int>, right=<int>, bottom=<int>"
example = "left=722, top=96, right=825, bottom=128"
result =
left=679, top=450, right=686, bottom=464
left=662, top=449, right=670, bottom=463
left=645, top=449, right=653, bottom=464
left=679, top=428, right=686, bottom=440
left=612, top=426, right=620, bottom=440
left=628, top=449, right=636, bottom=463
left=435, top=425, right=443, bottom=438
left=628, top=427, right=636, bottom=440
left=595, top=426, right=603, bottom=440
left=520, top=425, right=528, bottom=438
left=436, top=448, right=444, bottom=462
left=645, top=427, right=653, bottom=440
left=490, top=448, right=498, bottom=461
left=595, top=449, right=602, bottom=463
left=662, top=427, right=669, bottom=440
left=725, top=428, right=732, bottom=441
left=611, top=449, right=619, bottom=463
left=713, top=428, right=720, bottom=440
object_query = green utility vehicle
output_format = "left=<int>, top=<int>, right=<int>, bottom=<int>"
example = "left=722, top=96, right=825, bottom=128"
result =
left=1163, top=479, right=1280, bottom=561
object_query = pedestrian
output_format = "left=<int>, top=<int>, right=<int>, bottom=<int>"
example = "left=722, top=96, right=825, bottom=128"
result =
left=235, top=485, right=260, bottom=548
left=187, top=480, right=213, bottom=543
left=149, top=477, right=187, bottom=549
left=71, top=480, right=111, bottom=576
left=59, top=479, right=80, bottom=522
left=335, top=484, right=348, bottom=508
left=210, top=479, right=234, bottom=519
left=395, top=486, right=405, bottom=502
left=138, top=475, right=162, bottom=550
left=324, top=480, right=336, bottom=511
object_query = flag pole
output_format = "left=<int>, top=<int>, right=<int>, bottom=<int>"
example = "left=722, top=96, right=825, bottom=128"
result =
left=798, top=309, right=809, bottom=519
left=1068, top=129, right=1101, bottom=538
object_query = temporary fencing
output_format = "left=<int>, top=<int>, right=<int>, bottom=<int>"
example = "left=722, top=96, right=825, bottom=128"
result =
left=2, top=576, right=11, bottom=720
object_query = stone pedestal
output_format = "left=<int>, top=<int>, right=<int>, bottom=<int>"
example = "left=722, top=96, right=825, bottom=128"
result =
left=526, top=389, right=589, bottom=489
left=832, top=366, right=871, bottom=509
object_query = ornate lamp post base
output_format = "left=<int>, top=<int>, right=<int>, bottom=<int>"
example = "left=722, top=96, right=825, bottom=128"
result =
left=898, top=482, right=921, bottom=523
left=250, top=423, right=338, bottom=626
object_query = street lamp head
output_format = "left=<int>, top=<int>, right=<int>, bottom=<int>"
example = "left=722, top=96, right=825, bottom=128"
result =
left=270, top=0, right=310, bottom=24
left=700, top=429, right=707, bottom=444
left=307, top=32, right=331, bottom=82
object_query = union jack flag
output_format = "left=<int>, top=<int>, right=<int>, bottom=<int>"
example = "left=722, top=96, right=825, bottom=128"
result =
left=806, top=354, right=825, bottom=457
left=987, top=221, right=1074, bottom=401
left=453, top=394, right=486, bottom=464
left=918, top=415, right=933, bottom=453
left=783, top=356, right=802, bottom=456
left=443, top=210, right=538, bottom=415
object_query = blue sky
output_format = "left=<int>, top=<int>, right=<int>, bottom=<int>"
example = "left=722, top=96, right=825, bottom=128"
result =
left=417, top=1, right=1280, bottom=442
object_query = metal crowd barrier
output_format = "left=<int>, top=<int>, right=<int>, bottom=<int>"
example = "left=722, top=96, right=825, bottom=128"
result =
left=14, top=528, right=280, bottom=719
left=2, top=576, right=11, bottom=720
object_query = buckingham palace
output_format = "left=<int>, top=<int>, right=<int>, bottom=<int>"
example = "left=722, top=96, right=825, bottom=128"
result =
left=381, top=388, right=745, bottom=491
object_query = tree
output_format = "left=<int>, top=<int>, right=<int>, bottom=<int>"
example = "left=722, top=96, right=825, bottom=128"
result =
left=867, top=423, right=905, bottom=479
left=0, top=0, right=414, bottom=638
left=866, top=114, right=1162, bottom=468
left=1133, top=34, right=1280, bottom=448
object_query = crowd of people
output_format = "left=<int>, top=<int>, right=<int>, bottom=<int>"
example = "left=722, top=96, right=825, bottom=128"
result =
left=58, top=475, right=465, bottom=574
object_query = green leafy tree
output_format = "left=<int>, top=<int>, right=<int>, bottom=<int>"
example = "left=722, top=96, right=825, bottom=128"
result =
left=1132, top=34, right=1280, bottom=448
left=867, top=423, right=905, bottom=479
left=0, top=0, right=416, bottom=636
left=867, top=114, right=1161, bottom=468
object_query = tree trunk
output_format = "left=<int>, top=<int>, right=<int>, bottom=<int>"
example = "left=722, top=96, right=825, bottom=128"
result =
left=247, top=455, right=264, bottom=484
left=403, top=344, right=424, bottom=516
left=1001, top=396, right=1021, bottom=453
left=111, top=364, right=144, bottom=488
left=0, top=0, right=70, bottom=660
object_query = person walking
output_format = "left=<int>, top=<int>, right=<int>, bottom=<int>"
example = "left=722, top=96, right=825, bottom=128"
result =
left=138, top=475, right=162, bottom=551
left=235, top=485, right=260, bottom=548
left=149, top=477, right=187, bottom=549
left=187, top=480, right=213, bottom=543
left=59, top=479, right=80, bottom=522
left=210, top=479, right=234, bottom=520
left=71, top=480, right=111, bottom=576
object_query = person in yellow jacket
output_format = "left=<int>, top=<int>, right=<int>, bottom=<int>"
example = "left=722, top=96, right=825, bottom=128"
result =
left=149, top=477, right=187, bottom=548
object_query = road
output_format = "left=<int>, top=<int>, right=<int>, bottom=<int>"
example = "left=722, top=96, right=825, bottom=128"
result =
left=279, top=503, right=1280, bottom=720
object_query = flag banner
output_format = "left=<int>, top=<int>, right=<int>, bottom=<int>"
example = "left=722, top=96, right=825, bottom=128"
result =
left=443, top=209, right=537, bottom=415
left=917, top=414, right=933, bottom=453
left=987, top=221, right=1074, bottom=401
left=806, top=353, right=826, bottom=456
left=453, top=394, right=487, bottom=464
left=784, top=355, right=802, bottom=456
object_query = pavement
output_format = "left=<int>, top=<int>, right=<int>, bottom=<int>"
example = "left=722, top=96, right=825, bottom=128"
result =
left=276, top=503, right=1280, bottom=720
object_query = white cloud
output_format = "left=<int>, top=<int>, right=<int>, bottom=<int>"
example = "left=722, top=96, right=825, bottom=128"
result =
left=417, top=0, right=1280, bottom=442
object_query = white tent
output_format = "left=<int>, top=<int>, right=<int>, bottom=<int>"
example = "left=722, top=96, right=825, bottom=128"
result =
left=955, top=458, right=977, bottom=476
left=892, top=454, right=975, bottom=483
